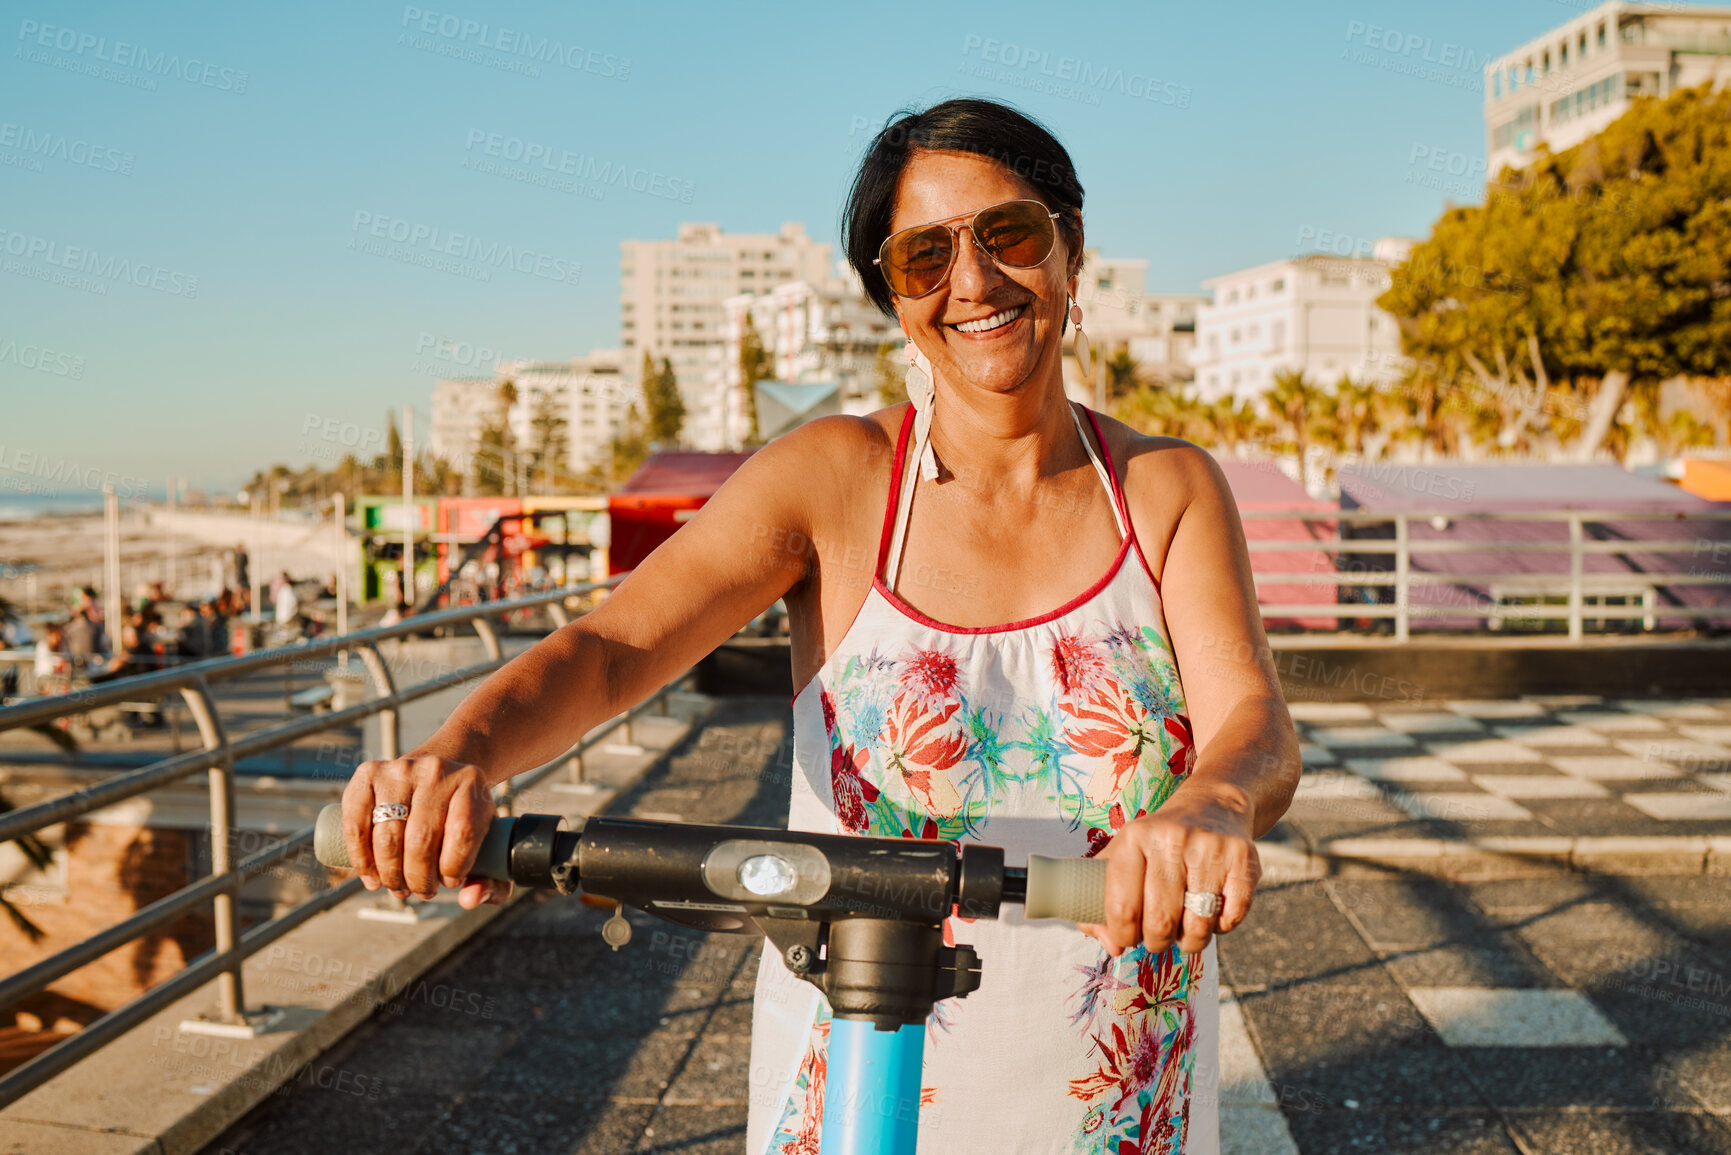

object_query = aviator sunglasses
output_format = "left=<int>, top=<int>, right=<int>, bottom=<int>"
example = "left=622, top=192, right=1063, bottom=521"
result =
left=874, top=198, right=1062, bottom=299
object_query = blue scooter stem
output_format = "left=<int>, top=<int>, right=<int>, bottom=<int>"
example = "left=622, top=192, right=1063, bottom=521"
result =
left=822, top=1019, right=924, bottom=1155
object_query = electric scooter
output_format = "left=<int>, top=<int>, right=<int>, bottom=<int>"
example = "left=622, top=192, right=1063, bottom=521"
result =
left=313, top=806, right=1107, bottom=1154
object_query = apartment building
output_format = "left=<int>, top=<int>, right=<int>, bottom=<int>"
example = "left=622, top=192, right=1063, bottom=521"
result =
left=430, top=349, right=634, bottom=482
left=1485, top=1, right=1731, bottom=174
left=1190, top=239, right=1414, bottom=404
left=1071, top=249, right=1206, bottom=390
left=719, top=267, right=896, bottom=444
left=620, top=222, right=833, bottom=450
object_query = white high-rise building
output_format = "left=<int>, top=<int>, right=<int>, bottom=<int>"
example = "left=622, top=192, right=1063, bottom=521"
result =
left=430, top=350, right=635, bottom=483
left=1190, top=239, right=1415, bottom=404
left=621, top=222, right=833, bottom=450
left=720, top=266, right=897, bottom=445
left=1485, top=2, right=1731, bottom=175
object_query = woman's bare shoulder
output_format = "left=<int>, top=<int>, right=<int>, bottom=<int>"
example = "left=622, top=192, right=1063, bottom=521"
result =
left=752, top=405, right=906, bottom=483
left=1090, top=410, right=1220, bottom=506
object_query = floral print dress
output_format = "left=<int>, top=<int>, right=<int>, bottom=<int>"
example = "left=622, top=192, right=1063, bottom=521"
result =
left=745, top=403, right=1219, bottom=1155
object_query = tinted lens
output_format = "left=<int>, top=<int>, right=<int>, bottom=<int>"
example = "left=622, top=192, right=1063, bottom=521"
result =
left=974, top=200, right=1055, bottom=268
left=883, top=225, right=954, bottom=298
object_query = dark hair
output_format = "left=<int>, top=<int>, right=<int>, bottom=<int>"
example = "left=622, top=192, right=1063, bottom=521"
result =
left=842, top=98, right=1086, bottom=317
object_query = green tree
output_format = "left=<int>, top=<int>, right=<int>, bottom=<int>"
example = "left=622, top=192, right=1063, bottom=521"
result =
left=1105, top=350, right=1140, bottom=402
left=642, top=354, right=686, bottom=447
left=1380, top=83, right=1731, bottom=462
left=470, top=381, right=518, bottom=496
left=527, top=390, right=569, bottom=490
left=608, top=402, right=651, bottom=482
left=874, top=340, right=908, bottom=407
left=738, top=314, right=775, bottom=445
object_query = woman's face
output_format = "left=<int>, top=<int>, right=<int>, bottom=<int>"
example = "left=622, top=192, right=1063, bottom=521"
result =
left=888, top=149, right=1078, bottom=400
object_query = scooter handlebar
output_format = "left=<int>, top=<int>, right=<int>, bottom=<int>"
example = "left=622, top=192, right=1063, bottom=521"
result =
left=312, top=805, right=1107, bottom=924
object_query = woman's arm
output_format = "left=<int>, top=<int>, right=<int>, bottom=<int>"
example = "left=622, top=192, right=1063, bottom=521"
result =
left=1093, top=438, right=1302, bottom=959
left=341, top=417, right=876, bottom=906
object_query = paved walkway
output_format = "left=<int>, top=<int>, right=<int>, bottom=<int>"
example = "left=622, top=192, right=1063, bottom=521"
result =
left=205, top=696, right=1731, bottom=1154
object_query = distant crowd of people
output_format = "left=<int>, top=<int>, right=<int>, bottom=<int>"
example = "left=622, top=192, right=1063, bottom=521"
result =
left=7, top=569, right=335, bottom=702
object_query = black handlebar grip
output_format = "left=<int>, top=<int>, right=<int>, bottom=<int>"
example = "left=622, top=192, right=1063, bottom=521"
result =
left=312, top=803, right=513, bottom=881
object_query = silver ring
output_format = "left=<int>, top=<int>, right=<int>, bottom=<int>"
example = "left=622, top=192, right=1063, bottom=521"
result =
left=371, top=803, right=410, bottom=824
left=1183, top=891, right=1222, bottom=919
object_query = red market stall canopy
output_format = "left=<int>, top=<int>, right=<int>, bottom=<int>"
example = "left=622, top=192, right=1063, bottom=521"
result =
left=1215, top=459, right=1338, bottom=631
left=608, top=451, right=756, bottom=575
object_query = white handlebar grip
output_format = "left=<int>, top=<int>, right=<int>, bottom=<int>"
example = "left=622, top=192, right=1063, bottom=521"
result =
left=1024, top=854, right=1108, bottom=925
left=313, top=804, right=352, bottom=869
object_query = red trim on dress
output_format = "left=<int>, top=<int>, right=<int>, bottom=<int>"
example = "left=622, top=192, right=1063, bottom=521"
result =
left=792, top=406, right=915, bottom=707
left=874, top=404, right=915, bottom=580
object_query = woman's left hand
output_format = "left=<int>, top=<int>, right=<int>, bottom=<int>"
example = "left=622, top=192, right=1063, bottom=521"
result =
left=1079, top=784, right=1262, bottom=958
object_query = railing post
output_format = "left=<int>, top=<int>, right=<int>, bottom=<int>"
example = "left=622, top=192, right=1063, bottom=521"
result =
left=471, top=616, right=502, bottom=662
left=1394, top=514, right=1410, bottom=644
left=176, top=678, right=262, bottom=1031
left=1568, top=515, right=1584, bottom=643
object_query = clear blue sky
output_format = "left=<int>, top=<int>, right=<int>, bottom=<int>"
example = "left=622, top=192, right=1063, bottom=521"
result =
left=0, top=0, right=1624, bottom=504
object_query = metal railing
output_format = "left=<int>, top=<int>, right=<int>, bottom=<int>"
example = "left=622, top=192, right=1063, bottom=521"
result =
left=1238, top=508, right=1731, bottom=642
left=0, top=576, right=698, bottom=1109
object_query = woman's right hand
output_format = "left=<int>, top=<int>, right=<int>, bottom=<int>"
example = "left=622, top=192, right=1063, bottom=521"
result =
left=340, top=755, right=513, bottom=910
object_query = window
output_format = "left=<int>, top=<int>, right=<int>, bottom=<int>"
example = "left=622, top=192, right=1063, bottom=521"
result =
left=1579, top=30, right=1587, bottom=55
left=1249, top=323, right=1261, bottom=341
left=1230, top=327, right=1241, bottom=345
left=1560, top=41, right=1568, bottom=66
left=1271, top=320, right=1286, bottom=351
left=1227, top=288, right=1239, bottom=303
left=1598, top=21, right=1606, bottom=47
left=1271, top=278, right=1285, bottom=292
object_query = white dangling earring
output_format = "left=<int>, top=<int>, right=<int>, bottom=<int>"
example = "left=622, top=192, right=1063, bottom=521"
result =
left=905, top=342, right=939, bottom=480
left=1070, top=299, right=1094, bottom=381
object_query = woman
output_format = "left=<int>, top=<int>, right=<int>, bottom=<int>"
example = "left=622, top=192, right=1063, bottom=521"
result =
left=342, top=97, right=1299, bottom=1153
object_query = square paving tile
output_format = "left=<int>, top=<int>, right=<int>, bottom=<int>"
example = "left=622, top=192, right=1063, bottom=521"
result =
left=1407, top=988, right=1628, bottom=1047
left=1299, top=742, right=1337, bottom=768
left=1288, top=702, right=1376, bottom=723
left=1470, top=774, right=1610, bottom=799
left=1678, top=723, right=1731, bottom=746
left=1446, top=700, right=1550, bottom=719
left=1343, top=756, right=1470, bottom=782
left=1294, top=770, right=1386, bottom=802
left=1622, top=792, right=1731, bottom=821
left=1490, top=724, right=1613, bottom=747
left=1556, top=710, right=1669, bottom=732
left=1615, top=737, right=1731, bottom=766
left=1551, top=755, right=1685, bottom=780
left=1395, top=792, right=1534, bottom=823
left=1377, top=712, right=1489, bottom=735
left=1308, top=725, right=1420, bottom=750
left=1613, top=700, right=1727, bottom=720
left=1422, top=739, right=1546, bottom=764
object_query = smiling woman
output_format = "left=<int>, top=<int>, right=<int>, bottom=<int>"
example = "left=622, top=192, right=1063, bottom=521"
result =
left=340, top=96, right=1298, bottom=1155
